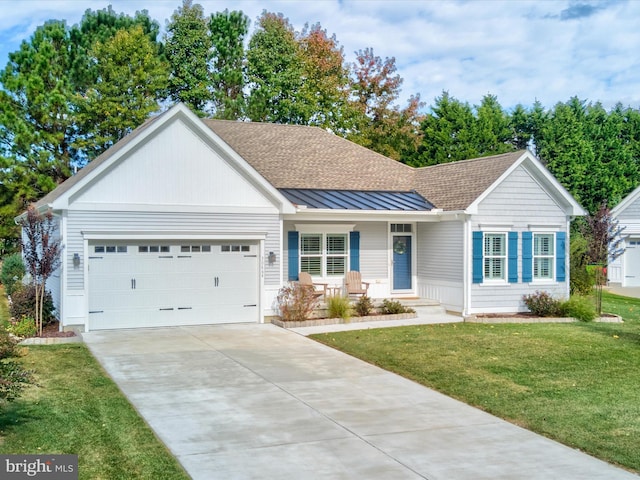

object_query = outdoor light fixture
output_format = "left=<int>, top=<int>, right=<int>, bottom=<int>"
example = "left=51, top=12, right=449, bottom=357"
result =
left=73, top=253, right=80, bottom=269
left=268, top=251, right=276, bottom=265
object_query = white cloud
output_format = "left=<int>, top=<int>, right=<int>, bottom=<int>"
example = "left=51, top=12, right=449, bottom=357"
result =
left=0, top=0, right=639, bottom=111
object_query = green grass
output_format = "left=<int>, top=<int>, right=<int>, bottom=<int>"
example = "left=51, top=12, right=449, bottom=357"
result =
left=0, top=344, right=189, bottom=479
left=311, top=290, right=640, bottom=473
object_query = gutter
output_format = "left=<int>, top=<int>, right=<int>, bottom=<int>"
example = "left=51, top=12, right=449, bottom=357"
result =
left=14, top=203, right=55, bottom=224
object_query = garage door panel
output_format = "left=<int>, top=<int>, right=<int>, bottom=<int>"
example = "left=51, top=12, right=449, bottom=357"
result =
left=88, top=241, right=259, bottom=330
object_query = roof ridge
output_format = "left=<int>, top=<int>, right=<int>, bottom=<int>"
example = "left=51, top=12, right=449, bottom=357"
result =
left=203, top=118, right=325, bottom=130
left=417, top=150, right=525, bottom=171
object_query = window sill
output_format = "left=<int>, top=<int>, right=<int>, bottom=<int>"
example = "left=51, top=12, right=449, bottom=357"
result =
left=478, top=280, right=509, bottom=287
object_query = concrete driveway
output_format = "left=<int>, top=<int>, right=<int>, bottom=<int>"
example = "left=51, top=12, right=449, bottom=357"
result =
left=83, top=324, right=638, bottom=480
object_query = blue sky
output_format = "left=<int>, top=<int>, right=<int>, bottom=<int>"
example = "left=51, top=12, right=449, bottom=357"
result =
left=1, top=0, right=638, bottom=112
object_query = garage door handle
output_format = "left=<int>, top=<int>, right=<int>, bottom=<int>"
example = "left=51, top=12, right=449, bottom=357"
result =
left=131, top=278, right=136, bottom=289
left=214, top=276, right=219, bottom=287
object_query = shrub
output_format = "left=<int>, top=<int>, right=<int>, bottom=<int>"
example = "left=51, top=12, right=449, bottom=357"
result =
left=6, top=316, right=37, bottom=338
left=560, top=296, right=597, bottom=322
left=354, top=295, right=374, bottom=317
left=276, top=282, right=320, bottom=322
left=0, top=329, right=34, bottom=402
left=379, top=299, right=415, bottom=315
left=570, top=233, right=593, bottom=296
left=522, top=291, right=563, bottom=317
left=9, top=285, right=56, bottom=326
left=327, top=294, right=352, bottom=320
left=1, top=253, right=25, bottom=296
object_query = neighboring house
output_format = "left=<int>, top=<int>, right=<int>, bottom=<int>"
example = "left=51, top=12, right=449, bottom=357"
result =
left=609, top=187, right=640, bottom=286
left=22, top=103, right=585, bottom=331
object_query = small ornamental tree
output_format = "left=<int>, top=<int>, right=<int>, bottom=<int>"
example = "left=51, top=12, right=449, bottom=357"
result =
left=18, top=207, right=62, bottom=336
left=582, top=202, right=626, bottom=314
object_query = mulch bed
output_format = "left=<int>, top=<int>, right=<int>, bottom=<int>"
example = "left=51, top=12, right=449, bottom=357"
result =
left=40, top=321, right=76, bottom=337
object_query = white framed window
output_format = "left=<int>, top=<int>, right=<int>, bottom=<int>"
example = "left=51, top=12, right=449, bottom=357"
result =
left=484, top=233, right=506, bottom=281
left=300, top=233, right=347, bottom=276
left=533, top=233, right=554, bottom=280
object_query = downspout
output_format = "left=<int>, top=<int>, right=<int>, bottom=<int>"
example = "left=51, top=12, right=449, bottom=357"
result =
left=566, top=217, right=571, bottom=299
left=59, top=212, right=68, bottom=331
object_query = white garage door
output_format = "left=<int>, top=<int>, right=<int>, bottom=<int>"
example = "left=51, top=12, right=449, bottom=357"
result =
left=624, top=239, right=640, bottom=286
left=88, top=241, right=259, bottom=330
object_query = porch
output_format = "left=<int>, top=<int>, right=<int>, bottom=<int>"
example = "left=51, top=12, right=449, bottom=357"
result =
left=270, top=297, right=461, bottom=330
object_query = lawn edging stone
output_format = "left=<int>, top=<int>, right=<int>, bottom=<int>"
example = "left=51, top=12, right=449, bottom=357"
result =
left=271, top=312, right=417, bottom=328
left=19, top=336, right=83, bottom=345
left=464, top=314, right=623, bottom=324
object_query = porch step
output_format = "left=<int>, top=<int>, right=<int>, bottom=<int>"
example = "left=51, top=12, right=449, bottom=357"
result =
left=383, top=297, right=447, bottom=316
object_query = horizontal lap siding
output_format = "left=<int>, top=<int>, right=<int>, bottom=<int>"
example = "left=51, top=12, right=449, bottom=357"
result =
left=471, top=165, right=568, bottom=312
left=283, top=221, right=388, bottom=279
left=615, top=197, right=640, bottom=220
left=417, top=221, right=464, bottom=311
left=417, top=221, right=463, bottom=282
left=358, top=222, right=388, bottom=278
left=66, top=210, right=280, bottom=289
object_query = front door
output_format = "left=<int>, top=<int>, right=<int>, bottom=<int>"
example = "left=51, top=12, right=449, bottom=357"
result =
left=392, top=235, right=412, bottom=290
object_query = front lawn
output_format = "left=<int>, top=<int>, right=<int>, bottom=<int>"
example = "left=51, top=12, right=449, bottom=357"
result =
left=0, top=344, right=189, bottom=480
left=311, top=291, right=640, bottom=473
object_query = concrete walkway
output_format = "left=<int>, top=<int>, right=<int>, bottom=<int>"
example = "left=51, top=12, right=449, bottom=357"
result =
left=83, top=324, right=638, bottom=480
left=288, top=308, right=462, bottom=336
left=607, top=285, right=640, bottom=299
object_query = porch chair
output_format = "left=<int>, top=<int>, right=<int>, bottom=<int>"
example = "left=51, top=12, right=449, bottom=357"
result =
left=344, top=270, right=369, bottom=297
left=298, top=272, right=328, bottom=300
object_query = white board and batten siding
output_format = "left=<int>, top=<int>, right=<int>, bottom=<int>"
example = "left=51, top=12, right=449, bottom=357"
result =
left=417, top=221, right=464, bottom=312
left=58, top=116, right=285, bottom=330
left=469, top=165, right=570, bottom=314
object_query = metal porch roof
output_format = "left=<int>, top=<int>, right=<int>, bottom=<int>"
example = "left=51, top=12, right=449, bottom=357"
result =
left=279, top=189, right=434, bottom=211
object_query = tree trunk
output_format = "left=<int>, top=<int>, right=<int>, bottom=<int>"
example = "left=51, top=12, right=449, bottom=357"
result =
left=39, top=284, right=45, bottom=336
left=34, top=283, right=41, bottom=337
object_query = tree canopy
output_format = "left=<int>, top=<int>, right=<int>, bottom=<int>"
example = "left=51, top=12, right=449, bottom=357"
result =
left=2, top=1, right=640, bottom=253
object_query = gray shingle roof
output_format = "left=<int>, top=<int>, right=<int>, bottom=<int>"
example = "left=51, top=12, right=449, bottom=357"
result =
left=413, top=151, right=523, bottom=210
left=204, top=120, right=415, bottom=191
left=33, top=104, right=526, bottom=212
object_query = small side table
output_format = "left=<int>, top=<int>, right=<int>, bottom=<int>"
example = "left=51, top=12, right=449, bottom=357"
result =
left=328, top=286, right=343, bottom=297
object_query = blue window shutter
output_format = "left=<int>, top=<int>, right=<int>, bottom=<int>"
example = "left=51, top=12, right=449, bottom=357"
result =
left=288, top=231, right=299, bottom=281
left=472, top=231, right=483, bottom=284
left=350, top=231, right=360, bottom=272
left=522, top=232, right=533, bottom=282
left=508, top=232, right=518, bottom=283
left=556, top=231, right=566, bottom=282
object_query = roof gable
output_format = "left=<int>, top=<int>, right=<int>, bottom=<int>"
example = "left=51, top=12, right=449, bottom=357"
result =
left=413, top=151, right=523, bottom=211
left=35, top=104, right=294, bottom=214
left=413, top=150, right=585, bottom=216
left=71, top=118, right=277, bottom=210
left=612, top=184, right=640, bottom=217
